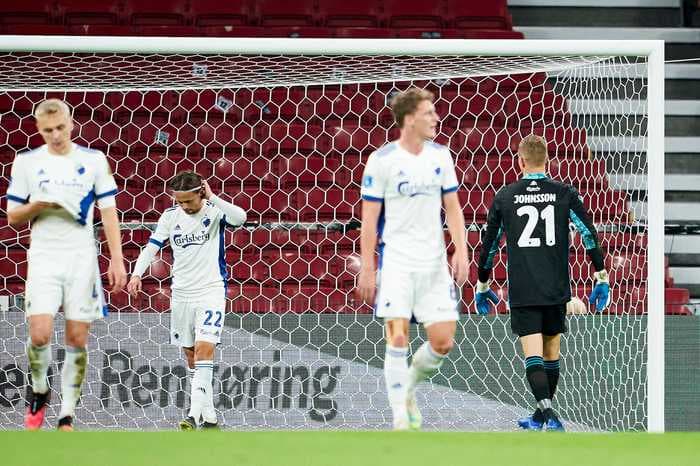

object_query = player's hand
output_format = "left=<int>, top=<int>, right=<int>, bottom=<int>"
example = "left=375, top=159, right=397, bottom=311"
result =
left=107, top=259, right=127, bottom=293
left=589, top=270, right=610, bottom=312
left=357, top=267, right=376, bottom=304
left=127, top=275, right=142, bottom=298
left=450, top=250, right=469, bottom=286
left=474, top=280, right=499, bottom=315
left=201, top=180, right=213, bottom=200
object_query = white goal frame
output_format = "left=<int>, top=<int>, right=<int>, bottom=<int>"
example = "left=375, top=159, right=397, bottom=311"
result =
left=0, top=36, right=665, bottom=432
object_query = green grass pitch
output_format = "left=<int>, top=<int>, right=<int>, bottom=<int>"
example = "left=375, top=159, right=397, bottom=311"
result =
left=2, top=431, right=699, bottom=466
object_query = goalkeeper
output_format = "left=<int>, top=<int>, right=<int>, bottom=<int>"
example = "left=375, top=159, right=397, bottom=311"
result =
left=475, top=135, right=610, bottom=431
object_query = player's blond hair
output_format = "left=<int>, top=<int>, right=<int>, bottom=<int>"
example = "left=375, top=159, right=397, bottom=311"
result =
left=518, top=134, right=548, bottom=168
left=33, top=99, right=72, bottom=119
left=390, top=88, right=434, bottom=129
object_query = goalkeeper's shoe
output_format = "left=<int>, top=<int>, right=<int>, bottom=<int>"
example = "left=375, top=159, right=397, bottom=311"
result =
left=543, top=409, right=565, bottom=432
left=179, top=416, right=198, bottom=431
left=57, top=416, right=74, bottom=432
left=517, top=408, right=544, bottom=431
left=406, top=394, right=422, bottom=430
left=201, top=421, right=220, bottom=430
left=24, top=388, right=50, bottom=431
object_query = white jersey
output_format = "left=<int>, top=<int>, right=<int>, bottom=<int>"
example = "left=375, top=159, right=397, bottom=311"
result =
left=5, top=143, right=117, bottom=253
left=360, top=141, right=459, bottom=271
left=147, top=201, right=235, bottom=299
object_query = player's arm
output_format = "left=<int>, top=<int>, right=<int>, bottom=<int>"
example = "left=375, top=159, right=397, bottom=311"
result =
left=568, top=187, right=610, bottom=311
left=127, top=212, right=171, bottom=298
left=202, top=180, right=247, bottom=226
left=5, top=155, right=58, bottom=227
left=359, top=199, right=382, bottom=303
left=474, top=195, right=503, bottom=315
left=358, top=152, right=386, bottom=304
left=442, top=192, right=468, bottom=285
left=95, top=153, right=126, bottom=292
left=440, top=151, right=468, bottom=285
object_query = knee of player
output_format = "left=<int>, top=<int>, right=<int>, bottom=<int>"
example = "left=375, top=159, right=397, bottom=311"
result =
left=29, top=332, right=51, bottom=347
left=432, top=339, right=454, bottom=355
left=387, top=333, right=408, bottom=349
left=194, top=342, right=215, bottom=361
left=65, top=332, right=88, bottom=348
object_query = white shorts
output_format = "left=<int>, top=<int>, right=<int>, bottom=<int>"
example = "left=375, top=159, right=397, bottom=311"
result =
left=374, top=261, right=459, bottom=326
left=170, top=293, right=226, bottom=348
left=25, top=248, right=105, bottom=322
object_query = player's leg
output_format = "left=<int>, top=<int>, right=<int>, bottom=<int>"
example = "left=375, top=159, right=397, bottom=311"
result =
left=543, top=334, right=561, bottom=400
left=170, top=299, right=199, bottom=430
left=56, top=320, right=91, bottom=431
left=186, top=298, right=224, bottom=429
left=58, top=253, right=105, bottom=431
left=25, top=315, right=54, bottom=430
left=384, top=318, right=411, bottom=430
left=192, top=341, right=218, bottom=429
left=24, top=257, right=63, bottom=430
left=408, top=268, right=459, bottom=429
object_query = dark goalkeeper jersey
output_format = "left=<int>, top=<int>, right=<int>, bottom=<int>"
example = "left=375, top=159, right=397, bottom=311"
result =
left=477, top=173, right=605, bottom=307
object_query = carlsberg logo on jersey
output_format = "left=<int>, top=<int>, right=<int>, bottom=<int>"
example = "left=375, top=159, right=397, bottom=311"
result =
left=397, top=180, right=441, bottom=197
left=172, top=231, right=210, bottom=248
left=513, top=193, right=557, bottom=204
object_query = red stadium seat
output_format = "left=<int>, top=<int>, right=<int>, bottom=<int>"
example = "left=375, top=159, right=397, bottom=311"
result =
left=445, top=0, right=511, bottom=30
left=383, top=0, right=445, bottom=28
left=57, top=0, right=121, bottom=26
left=0, top=3, right=53, bottom=25
left=334, top=27, right=393, bottom=38
left=125, top=0, right=188, bottom=25
left=320, top=2, right=382, bottom=27
left=256, top=0, right=317, bottom=27
left=191, top=0, right=250, bottom=27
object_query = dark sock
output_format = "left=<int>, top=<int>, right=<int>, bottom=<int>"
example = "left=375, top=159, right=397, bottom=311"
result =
left=525, top=356, right=551, bottom=404
left=544, top=359, right=560, bottom=399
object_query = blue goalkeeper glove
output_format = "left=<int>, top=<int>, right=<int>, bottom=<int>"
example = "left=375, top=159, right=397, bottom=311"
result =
left=589, top=270, right=611, bottom=312
left=475, top=281, right=499, bottom=315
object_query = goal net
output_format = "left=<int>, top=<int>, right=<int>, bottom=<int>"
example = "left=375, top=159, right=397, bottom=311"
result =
left=0, top=38, right=664, bottom=431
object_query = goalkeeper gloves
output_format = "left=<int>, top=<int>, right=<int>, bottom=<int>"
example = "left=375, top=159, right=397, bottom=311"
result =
left=589, top=270, right=611, bottom=312
left=475, top=280, right=499, bottom=315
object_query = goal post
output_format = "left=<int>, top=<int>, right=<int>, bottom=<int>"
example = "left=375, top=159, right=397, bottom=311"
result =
left=0, top=36, right=664, bottom=432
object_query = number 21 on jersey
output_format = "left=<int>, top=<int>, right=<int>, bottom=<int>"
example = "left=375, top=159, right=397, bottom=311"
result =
left=516, top=204, right=556, bottom=247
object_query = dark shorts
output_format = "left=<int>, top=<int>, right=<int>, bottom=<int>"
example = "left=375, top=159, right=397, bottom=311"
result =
left=510, top=304, right=567, bottom=337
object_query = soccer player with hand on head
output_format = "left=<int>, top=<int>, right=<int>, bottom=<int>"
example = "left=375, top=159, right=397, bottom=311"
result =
left=6, top=99, right=126, bottom=431
left=358, top=88, right=468, bottom=431
left=127, top=171, right=246, bottom=430
left=475, top=135, right=610, bottom=431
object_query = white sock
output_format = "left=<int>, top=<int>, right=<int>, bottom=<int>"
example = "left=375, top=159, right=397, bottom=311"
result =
left=188, top=360, right=214, bottom=423
left=384, top=345, right=409, bottom=420
left=27, top=342, right=52, bottom=394
left=407, top=342, right=447, bottom=397
left=59, top=346, right=87, bottom=419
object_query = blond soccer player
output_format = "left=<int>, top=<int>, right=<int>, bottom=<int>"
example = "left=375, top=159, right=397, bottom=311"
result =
left=6, top=99, right=126, bottom=431
left=358, top=88, right=469, bottom=430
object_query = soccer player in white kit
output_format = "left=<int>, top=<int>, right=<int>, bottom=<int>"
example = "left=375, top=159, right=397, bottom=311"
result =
left=5, top=99, right=127, bottom=431
left=127, top=171, right=246, bottom=430
left=358, top=88, right=469, bottom=430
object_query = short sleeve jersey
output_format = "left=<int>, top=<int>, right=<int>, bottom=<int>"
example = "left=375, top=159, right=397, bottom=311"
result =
left=5, top=144, right=117, bottom=253
left=360, top=141, right=459, bottom=270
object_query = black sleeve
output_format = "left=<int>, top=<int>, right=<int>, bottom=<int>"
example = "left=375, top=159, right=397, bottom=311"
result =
left=477, top=194, right=504, bottom=283
left=568, top=186, right=605, bottom=271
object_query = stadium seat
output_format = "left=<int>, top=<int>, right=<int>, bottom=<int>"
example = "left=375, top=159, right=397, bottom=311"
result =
left=255, top=0, right=317, bottom=27
left=334, top=27, right=394, bottom=38
left=383, top=0, right=445, bottom=29
left=191, top=0, right=250, bottom=28
left=125, top=0, right=188, bottom=25
left=445, top=0, right=511, bottom=30
left=289, top=187, right=361, bottom=222
left=57, top=0, right=121, bottom=26
left=319, top=2, right=382, bottom=28
left=0, top=3, right=53, bottom=25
